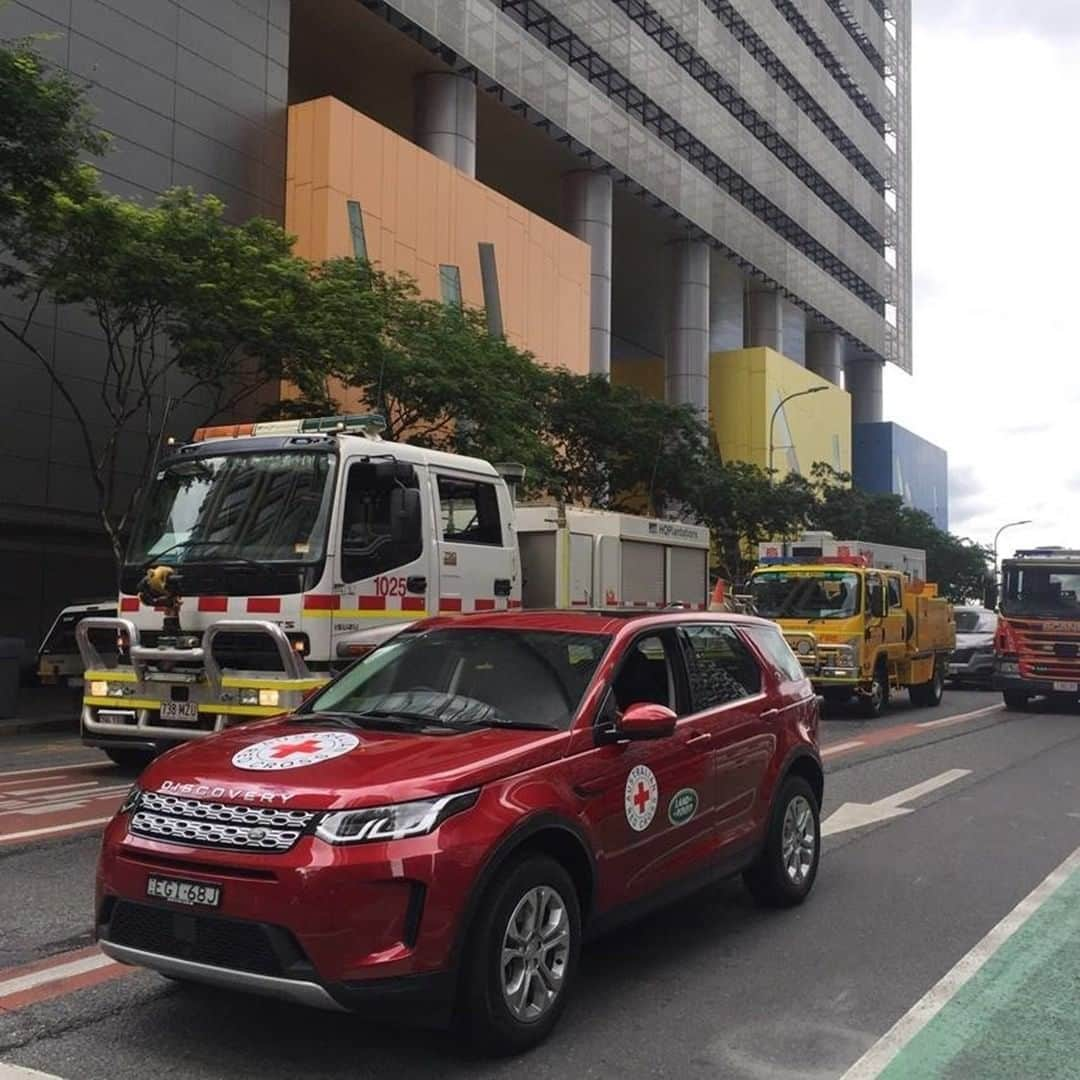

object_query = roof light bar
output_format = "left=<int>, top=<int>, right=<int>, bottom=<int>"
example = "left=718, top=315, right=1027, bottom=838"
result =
left=192, top=414, right=387, bottom=443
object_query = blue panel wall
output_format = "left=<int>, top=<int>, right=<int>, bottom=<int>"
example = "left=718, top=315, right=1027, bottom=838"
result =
left=854, top=423, right=949, bottom=531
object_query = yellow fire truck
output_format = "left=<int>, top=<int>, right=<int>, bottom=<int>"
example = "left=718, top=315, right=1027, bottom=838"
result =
left=746, top=532, right=955, bottom=717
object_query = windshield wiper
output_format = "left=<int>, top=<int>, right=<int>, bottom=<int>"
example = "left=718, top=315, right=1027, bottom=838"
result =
left=141, top=539, right=226, bottom=564
left=294, top=710, right=434, bottom=732
left=357, top=708, right=560, bottom=733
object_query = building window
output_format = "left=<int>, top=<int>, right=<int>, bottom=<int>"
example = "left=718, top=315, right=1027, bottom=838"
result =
left=346, top=200, right=367, bottom=261
left=439, top=264, right=462, bottom=309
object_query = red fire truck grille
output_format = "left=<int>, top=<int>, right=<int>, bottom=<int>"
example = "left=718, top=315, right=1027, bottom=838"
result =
left=1012, top=620, right=1080, bottom=681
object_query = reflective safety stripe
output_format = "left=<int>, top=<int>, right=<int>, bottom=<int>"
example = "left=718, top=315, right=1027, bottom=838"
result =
left=83, top=697, right=162, bottom=710
left=220, top=676, right=327, bottom=691
left=83, top=670, right=138, bottom=684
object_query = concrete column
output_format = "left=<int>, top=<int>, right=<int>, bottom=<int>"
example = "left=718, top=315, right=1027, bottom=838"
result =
left=414, top=72, right=477, bottom=176
left=561, top=171, right=613, bottom=377
left=746, top=286, right=784, bottom=352
left=709, top=256, right=744, bottom=353
left=665, top=239, right=710, bottom=415
left=807, top=330, right=846, bottom=387
left=847, top=354, right=885, bottom=424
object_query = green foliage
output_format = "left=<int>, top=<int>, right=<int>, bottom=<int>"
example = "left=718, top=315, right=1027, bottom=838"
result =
left=806, top=465, right=992, bottom=602
left=2, top=186, right=326, bottom=565
left=0, top=39, right=105, bottom=286
left=538, top=370, right=711, bottom=513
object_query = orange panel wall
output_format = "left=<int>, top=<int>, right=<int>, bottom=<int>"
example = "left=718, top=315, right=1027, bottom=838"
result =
left=286, top=97, right=591, bottom=378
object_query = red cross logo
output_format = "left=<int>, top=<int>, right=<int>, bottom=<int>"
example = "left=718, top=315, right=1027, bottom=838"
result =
left=634, top=781, right=651, bottom=814
left=271, top=738, right=324, bottom=759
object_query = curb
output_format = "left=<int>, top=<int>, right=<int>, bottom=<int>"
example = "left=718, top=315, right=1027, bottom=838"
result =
left=0, top=717, right=75, bottom=739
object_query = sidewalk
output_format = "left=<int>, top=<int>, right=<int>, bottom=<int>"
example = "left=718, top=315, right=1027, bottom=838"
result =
left=0, top=686, right=80, bottom=738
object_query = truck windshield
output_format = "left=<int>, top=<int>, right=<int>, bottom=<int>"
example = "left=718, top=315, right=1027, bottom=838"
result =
left=1002, top=566, right=1080, bottom=617
left=305, top=628, right=611, bottom=732
left=750, top=571, right=861, bottom=620
left=127, top=451, right=336, bottom=566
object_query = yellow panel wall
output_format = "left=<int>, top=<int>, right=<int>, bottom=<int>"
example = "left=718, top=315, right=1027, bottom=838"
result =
left=612, top=348, right=851, bottom=479
left=286, top=97, right=591, bottom=378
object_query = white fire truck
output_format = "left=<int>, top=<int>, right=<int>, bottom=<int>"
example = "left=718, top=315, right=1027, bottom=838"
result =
left=78, top=414, right=711, bottom=766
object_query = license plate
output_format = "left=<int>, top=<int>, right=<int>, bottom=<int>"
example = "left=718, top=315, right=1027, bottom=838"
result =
left=160, top=701, right=199, bottom=723
left=1053, top=681, right=1079, bottom=693
left=146, top=875, right=221, bottom=908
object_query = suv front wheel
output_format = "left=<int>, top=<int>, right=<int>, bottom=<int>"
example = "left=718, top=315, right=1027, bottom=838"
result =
left=459, top=854, right=581, bottom=1055
left=743, top=776, right=821, bottom=908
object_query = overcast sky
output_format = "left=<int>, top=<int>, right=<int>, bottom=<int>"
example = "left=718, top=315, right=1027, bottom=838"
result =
left=884, top=1, right=1080, bottom=556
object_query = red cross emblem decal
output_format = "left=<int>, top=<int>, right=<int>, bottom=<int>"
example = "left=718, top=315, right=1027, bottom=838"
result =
left=633, top=782, right=651, bottom=813
left=271, top=738, right=324, bottom=759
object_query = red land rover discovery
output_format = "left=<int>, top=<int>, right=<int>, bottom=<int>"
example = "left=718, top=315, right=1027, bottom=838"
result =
left=96, top=610, right=823, bottom=1053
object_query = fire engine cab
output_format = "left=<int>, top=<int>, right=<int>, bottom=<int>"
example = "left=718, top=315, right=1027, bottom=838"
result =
left=78, top=414, right=711, bottom=766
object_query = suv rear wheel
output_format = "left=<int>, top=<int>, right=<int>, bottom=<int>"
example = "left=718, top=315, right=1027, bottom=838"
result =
left=743, top=776, right=820, bottom=908
left=459, top=854, right=581, bottom=1055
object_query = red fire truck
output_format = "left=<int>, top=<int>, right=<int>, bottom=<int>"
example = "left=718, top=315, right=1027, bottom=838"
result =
left=995, top=547, right=1080, bottom=708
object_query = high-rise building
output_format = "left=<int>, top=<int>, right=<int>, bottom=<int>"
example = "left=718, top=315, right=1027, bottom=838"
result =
left=0, top=0, right=911, bottom=641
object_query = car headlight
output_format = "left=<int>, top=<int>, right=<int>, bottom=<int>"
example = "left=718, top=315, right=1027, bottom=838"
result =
left=316, top=789, right=479, bottom=845
left=119, top=785, right=141, bottom=814
left=90, top=680, right=130, bottom=698
left=794, top=639, right=813, bottom=656
left=998, top=660, right=1020, bottom=675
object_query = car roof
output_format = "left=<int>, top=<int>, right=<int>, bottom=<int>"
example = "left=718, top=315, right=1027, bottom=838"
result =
left=405, top=609, right=778, bottom=635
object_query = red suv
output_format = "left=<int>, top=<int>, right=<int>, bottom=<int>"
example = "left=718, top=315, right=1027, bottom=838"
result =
left=96, top=611, right=823, bottom=1052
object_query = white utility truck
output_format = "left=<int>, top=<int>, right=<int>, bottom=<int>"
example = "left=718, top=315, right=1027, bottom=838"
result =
left=77, top=414, right=710, bottom=766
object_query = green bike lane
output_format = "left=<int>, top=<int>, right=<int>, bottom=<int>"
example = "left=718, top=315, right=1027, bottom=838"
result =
left=848, top=845, right=1080, bottom=1079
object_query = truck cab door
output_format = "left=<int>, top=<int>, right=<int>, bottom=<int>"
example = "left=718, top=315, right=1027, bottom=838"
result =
left=432, top=472, right=516, bottom=614
left=331, top=458, right=433, bottom=651
left=865, top=573, right=887, bottom=663
left=884, top=574, right=908, bottom=657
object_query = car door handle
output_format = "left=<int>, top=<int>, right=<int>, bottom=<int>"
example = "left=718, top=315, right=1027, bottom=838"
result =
left=686, top=732, right=713, bottom=748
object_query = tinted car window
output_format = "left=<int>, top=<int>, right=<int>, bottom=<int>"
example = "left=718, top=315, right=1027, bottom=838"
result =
left=746, top=626, right=806, bottom=684
left=340, top=464, right=422, bottom=582
left=308, top=628, right=609, bottom=732
left=681, top=624, right=762, bottom=709
left=612, top=634, right=676, bottom=712
left=887, top=577, right=903, bottom=610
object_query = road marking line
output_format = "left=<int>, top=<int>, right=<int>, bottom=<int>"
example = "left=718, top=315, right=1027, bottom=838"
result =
left=2, top=781, right=105, bottom=797
left=916, top=703, right=1005, bottom=730
left=822, top=740, right=865, bottom=757
left=0, top=954, right=115, bottom=1000
left=822, top=769, right=972, bottom=838
left=840, top=843, right=1080, bottom=1078
left=0, top=817, right=113, bottom=843
left=0, top=1064, right=68, bottom=1078
left=0, top=762, right=106, bottom=780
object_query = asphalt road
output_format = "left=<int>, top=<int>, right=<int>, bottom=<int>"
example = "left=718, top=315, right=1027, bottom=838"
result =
left=3, top=687, right=1080, bottom=1079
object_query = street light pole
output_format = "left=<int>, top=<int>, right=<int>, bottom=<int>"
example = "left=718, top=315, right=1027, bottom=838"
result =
left=993, top=519, right=1033, bottom=584
left=768, top=386, right=828, bottom=480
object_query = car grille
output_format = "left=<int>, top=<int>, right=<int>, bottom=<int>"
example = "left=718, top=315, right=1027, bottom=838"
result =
left=106, top=900, right=309, bottom=977
left=951, top=648, right=974, bottom=663
left=129, top=793, right=316, bottom=852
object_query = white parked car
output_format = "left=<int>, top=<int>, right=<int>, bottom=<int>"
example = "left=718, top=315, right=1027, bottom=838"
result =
left=949, top=607, right=998, bottom=687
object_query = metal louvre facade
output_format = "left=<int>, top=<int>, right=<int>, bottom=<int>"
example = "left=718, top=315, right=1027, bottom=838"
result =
left=365, top=0, right=910, bottom=371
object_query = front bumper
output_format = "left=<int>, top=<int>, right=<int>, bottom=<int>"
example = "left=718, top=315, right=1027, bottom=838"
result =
left=948, top=653, right=995, bottom=681
left=993, top=671, right=1080, bottom=695
left=95, top=803, right=495, bottom=1018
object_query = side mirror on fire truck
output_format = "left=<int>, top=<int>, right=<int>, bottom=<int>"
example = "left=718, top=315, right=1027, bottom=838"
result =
left=390, top=488, right=421, bottom=543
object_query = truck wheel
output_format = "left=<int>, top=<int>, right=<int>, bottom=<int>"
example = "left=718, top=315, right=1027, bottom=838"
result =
left=858, top=663, right=889, bottom=719
left=910, top=660, right=945, bottom=708
left=743, top=776, right=820, bottom=908
left=1003, top=690, right=1031, bottom=710
left=459, top=855, right=581, bottom=1056
left=104, top=748, right=154, bottom=771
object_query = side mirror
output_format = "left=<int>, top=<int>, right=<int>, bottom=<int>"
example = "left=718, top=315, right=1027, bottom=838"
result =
left=390, top=488, right=421, bottom=543
left=619, top=702, right=677, bottom=741
left=869, top=588, right=885, bottom=618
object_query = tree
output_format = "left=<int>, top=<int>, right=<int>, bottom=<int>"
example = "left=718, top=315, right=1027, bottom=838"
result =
left=288, top=258, right=554, bottom=481
left=692, top=459, right=817, bottom=582
left=540, top=370, right=713, bottom=514
left=807, top=465, right=992, bottom=602
left=1, top=187, right=330, bottom=567
left=0, top=38, right=105, bottom=288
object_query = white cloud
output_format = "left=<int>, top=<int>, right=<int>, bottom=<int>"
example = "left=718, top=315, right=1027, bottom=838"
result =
left=885, top=14, right=1079, bottom=553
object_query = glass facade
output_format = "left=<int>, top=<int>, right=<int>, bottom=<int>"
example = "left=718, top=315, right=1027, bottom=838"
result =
left=371, top=0, right=911, bottom=372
